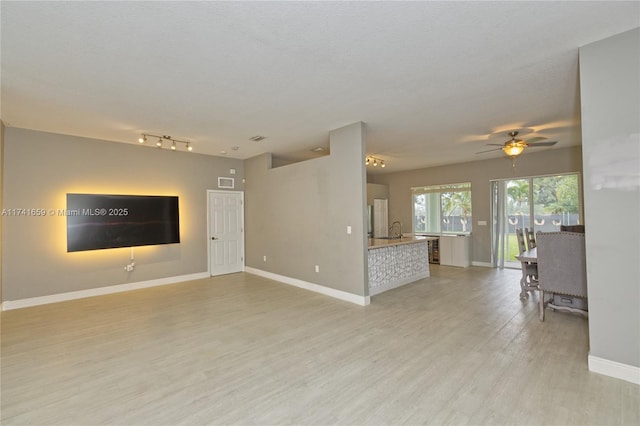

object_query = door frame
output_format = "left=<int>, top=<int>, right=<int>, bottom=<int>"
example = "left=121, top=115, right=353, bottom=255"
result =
left=491, top=172, right=583, bottom=268
left=206, top=189, right=245, bottom=276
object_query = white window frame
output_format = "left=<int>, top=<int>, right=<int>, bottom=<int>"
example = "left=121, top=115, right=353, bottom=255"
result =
left=411, top=182, right=472, bottom=235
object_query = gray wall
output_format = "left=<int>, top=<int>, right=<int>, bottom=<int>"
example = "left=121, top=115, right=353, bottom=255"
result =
left=368, top=146, right=583, bottom=264
left=366, top=183, right=389, bottom=205
left=244, top=122, right=368, bottom=297
left=580, top=28, right=640, bottom=368
left=0, top=121, right=4, bottom=302
left=2, top=128, right=244, bottom=301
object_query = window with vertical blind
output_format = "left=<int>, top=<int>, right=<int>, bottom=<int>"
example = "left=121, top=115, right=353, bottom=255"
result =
left=411, top=182, right=472, bottom=234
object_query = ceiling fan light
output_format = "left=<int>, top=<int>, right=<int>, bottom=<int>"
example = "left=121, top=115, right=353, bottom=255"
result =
left=503, top=143, right=525, bottom=157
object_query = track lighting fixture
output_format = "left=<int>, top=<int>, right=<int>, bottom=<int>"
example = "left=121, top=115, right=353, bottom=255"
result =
left=365, top=156, right=386, bottom=168
left=139, top=133, right=193, bottom=152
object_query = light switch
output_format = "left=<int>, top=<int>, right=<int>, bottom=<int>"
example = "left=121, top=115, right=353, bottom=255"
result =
left=230, top=168, right=236, bottom=175
left=347, top=226, right=352, bottom=234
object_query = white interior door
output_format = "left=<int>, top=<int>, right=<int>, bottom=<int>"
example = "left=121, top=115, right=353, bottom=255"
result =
left=208, top=190, right=244, bottom=276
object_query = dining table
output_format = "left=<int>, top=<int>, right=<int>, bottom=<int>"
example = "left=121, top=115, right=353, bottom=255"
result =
left=515, top=247, right=538, bottom=298
left=516, top=247, right=537, bottom=263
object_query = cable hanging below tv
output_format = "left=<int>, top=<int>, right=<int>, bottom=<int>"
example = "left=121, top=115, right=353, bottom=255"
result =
left=66, top=193, right=180, bottom=252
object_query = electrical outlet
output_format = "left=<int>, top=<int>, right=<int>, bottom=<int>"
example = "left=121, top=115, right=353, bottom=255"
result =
left=315, top=265, right=319, bottom=273
left=263, top=255, right=267, bottom=262
left=347, top=226, right=352, bottom=234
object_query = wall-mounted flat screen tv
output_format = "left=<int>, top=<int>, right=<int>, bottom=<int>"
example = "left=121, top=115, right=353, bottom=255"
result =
left=67, top=194, right=180, bottom=252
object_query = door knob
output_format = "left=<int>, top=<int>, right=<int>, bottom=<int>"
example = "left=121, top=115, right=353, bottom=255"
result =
left=211, top=237, right=217, bottom=240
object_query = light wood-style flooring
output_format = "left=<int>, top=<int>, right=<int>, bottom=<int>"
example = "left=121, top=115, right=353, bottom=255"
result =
left=2, top=266, right=639, bottom=425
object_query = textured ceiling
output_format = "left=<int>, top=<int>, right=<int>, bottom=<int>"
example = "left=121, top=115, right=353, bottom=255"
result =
left=1, top=1, right=638, bottom=173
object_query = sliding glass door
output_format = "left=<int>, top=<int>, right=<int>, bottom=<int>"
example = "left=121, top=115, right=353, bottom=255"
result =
left=532, top=174, right=581, bottom=229
left=491, top=173, right=582, bottom=268
left=492, top=179, right=530, bottom=268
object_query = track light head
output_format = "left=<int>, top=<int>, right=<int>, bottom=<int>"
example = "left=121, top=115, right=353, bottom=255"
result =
left=366, top=155, right=387, bottom=168
left=140, top=134, right=193, bottom=152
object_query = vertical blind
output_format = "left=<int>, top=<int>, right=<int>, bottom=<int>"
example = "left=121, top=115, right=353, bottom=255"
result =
left=411, top=182, right=472, bottom=195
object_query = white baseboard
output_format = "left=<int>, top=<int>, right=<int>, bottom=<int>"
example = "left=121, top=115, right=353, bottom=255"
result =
left=244, top=267, right=370, bottom=306
left=472, top=261, right=493, bottom=268
left=588, top=354, right=640, bottom=385
left=1, top=272, right=210, bottom=311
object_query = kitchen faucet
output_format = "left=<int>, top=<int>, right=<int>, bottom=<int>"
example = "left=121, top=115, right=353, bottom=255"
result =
left=389, top=221, right=403, bottom=238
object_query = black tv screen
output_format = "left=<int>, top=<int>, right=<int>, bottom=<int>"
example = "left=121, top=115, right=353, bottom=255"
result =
left=67, top=194, right=180, bottom=252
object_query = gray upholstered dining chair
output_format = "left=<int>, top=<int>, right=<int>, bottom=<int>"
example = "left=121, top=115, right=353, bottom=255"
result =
left=536, top=231, right=588, bottom=321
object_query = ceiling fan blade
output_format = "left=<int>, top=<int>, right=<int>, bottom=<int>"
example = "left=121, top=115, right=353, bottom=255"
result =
left=485, top=143, right=506, bottom=147
left=525, top=136, right=547, bottom=143
left=476, top=148, right=502, bottom=154
left=528, top=141, right=557, bottom=147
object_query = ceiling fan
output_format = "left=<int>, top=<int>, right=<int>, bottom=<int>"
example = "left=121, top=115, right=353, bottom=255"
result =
left=477, top=131, right=557, bottom=158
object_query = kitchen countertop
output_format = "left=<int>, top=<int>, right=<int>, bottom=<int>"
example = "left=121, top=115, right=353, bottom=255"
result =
left=368, top=235, right=437, bottom=249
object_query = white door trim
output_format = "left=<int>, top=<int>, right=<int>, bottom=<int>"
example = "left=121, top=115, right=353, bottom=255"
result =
left=206, top=190, right=245, bottom=276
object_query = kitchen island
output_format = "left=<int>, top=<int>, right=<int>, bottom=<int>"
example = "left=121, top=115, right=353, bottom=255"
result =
left=368, top=236, right=436, bottom=295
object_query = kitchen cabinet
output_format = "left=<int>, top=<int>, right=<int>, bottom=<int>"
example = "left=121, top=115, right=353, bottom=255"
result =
left=439, top=235, right=471, bottom=267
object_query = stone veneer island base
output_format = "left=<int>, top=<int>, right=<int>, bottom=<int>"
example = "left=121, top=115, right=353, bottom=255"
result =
left=367, top=236, right=436, bottom=296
